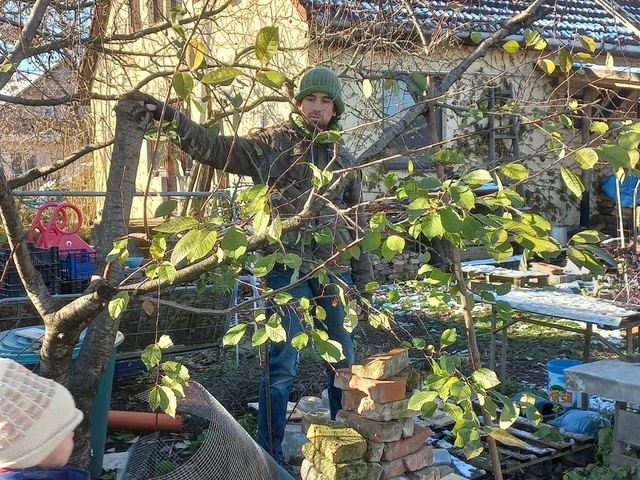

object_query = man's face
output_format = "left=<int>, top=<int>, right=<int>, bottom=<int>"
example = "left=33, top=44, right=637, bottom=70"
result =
left=299, top=93, right=336, bottom=130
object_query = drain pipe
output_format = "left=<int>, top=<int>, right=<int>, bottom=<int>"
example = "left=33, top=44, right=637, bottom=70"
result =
left=107, top=411, right=183, bottom=432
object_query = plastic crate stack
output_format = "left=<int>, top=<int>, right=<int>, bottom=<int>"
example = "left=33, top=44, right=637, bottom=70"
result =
left=0, top=244, right=61, bottom=298
left=59, top=249, right=97, bottom=294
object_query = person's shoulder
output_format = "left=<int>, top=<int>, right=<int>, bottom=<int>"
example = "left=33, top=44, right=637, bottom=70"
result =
left=337, top=146, right=359, bottom=168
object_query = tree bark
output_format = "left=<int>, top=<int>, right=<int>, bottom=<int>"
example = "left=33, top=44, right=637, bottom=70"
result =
left=69, top=99, right=146, bottom=468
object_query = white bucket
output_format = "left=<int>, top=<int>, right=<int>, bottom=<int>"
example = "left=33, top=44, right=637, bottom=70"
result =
left=550, top=225, right=568, bottom=244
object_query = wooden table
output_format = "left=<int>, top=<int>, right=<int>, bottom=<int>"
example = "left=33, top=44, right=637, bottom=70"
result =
left=480, top=289, right=640, bottom=390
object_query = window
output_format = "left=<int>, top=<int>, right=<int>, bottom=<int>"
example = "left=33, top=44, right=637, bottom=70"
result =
left=381, top=78, right=442, bottom=171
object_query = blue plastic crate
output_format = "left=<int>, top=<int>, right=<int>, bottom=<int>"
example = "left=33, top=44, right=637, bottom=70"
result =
left=0, top=244, right=60, bottom=298
left=60, top=249, right=96, bottom=281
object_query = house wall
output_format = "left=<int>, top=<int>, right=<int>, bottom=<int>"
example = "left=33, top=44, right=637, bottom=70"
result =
left=91, top=0, right=310, bottom=220
left=320, top=44, right=639, bottom=230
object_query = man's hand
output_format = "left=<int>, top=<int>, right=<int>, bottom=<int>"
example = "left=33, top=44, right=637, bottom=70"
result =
left=119, top=92, right=166, bottom=121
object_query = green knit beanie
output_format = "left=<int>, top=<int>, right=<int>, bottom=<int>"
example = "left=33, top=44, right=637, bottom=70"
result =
left=294, top=67, right=344, bottom=116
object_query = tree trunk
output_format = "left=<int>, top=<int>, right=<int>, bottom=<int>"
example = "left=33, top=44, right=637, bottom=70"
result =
left=69, top=99, right=146, bottom=468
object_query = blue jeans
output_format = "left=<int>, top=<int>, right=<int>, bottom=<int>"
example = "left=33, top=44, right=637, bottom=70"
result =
left=257, top=265, right=355, bottom=457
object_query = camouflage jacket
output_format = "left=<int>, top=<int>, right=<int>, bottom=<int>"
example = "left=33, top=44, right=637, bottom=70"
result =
left=170, top=111, right=374, bottom=291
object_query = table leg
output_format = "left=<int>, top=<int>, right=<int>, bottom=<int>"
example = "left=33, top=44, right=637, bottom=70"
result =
left=501, top=321, right=507, bottom=393
left=490, top=306, right=497, bottom=372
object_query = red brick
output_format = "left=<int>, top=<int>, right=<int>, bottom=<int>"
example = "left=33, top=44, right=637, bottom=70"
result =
left=404, top=444, right=434, bottom=472
left=380, top=456, right=406, bottom=480
left=335, top=369, right=407, bottom=403
left=382, top=424, right=432, bottom=461
left=336, top=409, right=403, bottom=443
left=342, top=389, right=367, bottom=411
left=352, top=348, right=409, bottom=380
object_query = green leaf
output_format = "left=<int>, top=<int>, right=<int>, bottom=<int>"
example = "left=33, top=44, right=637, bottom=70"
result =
left=108, top=291, right=130, bottom=320
left=252, top=254, right=277, bottom=278
left=185, top=39, right=206, bottom=70
left=149, top=386, right=161, bottom=411
left=421, top=213, right=445, bottom=239
left=440, top=207, right=464, bottom=234
left=188, top=230, right=217, bottom=263
left=171, top=229, right=205, bottom=265
left=382, top=235, right=405, bottom=261
left=256, top=70, right=285, bottom=89
left=362, top=78, right=372, bottom=98
left=315, top=339, right=344, bottom=364
left=408, top=72, right=427, bottom=95
left=384, top=173, right=399, bottom=191
left=173, top=72, right=193, bottom=100
left=431, top=149, right=464, bottom=166
left=157, top=334, right=173, bottom=349
left=606, top=51, right=614, bottom=71
left=502, top=40, right=520, bottom=54
left=471, top=368, right=500, bottom=389
left=274, top=292, right=293, bottom=305
left=291, top=332, right=309, bottom=350
left=158, top=262, right=177, bottom=284
left=561, top=166, right=585, bottom=199
left=201, top=67, right=242, bottom=86
left=362, top=232, right=381, bottom=252
left=461, top=169, right=493, bottom=188
left=255, top=26, right=279, bottom=65
left=573, top=148, right=599, bottom=169
left=153, top=216, right=200, bottom=234
left=221, top=226, right=247, bottom=259
left=567, top=246, right=605, bottom=276
left=590, top=121, right=609, bottom=135
left=499, top=398, right=520, bottom=429
left=579, top=35, right=596, bottom=53
left=142, top=344, right=162, bottom=370
left=408, top=391, right=438, bottom=411
left=499, top=163, right=529, bottom=181
left=557, top=47, right=573, bottom=73
left=449, top=186, right=476, bottom=211
left=265, top=322, right=287, bottom=343
left=470, top=32, right=483, bottom=44
left=223, top=324, right=247, bottom=346
left=597, top=144, right=632, bottom=170
left=444, top=403, right=464, bottom=422
left=440, top=328, right=457, bottom=348
left=463, top=440, right=484, bottom=459
left=252, top=327, right=269, bottom=346
left=158, top=386, right=178, bottom=417
left=488, top=428, right=528, bottom=448
left=155, top=200, right=178, bottom=217
left=570, top=229, right=603, bottom=244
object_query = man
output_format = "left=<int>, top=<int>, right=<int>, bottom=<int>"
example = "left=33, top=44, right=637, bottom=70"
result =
left=144, top=67, right=374, bottom=467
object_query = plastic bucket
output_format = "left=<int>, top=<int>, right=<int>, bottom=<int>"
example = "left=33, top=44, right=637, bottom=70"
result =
left=0, top=326, right=124, bottom=479
left=547, top=359, right=582, bottom=409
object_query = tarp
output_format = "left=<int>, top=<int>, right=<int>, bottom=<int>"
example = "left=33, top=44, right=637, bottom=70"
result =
left=601, top=175, right=640, bottom=208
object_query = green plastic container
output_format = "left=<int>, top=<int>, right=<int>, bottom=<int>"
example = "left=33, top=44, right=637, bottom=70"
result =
left=0, top=326, right=124, bottom=479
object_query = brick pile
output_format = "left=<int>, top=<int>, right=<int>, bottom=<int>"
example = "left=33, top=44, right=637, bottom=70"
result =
left=300, top=348, right=439, bottom=480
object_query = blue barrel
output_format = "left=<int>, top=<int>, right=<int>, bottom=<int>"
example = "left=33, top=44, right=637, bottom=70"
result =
left=547, top=359, right=582, bottom=409
left=0, top=326, right=124, bottom=479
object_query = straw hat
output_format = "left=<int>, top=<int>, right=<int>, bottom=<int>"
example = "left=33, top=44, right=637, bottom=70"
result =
left=0, top=358, right=83, bottom=469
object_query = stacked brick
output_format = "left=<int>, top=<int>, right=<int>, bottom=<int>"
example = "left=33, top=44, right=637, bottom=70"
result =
left=300, top=348, right=439, bottom=480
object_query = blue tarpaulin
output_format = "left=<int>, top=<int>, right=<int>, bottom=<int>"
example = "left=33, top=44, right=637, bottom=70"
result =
left=601, top=175, right=640, bottom=208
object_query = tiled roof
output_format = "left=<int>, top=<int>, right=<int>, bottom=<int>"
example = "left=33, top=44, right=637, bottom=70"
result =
left=303, top=0, right=640, bottom=52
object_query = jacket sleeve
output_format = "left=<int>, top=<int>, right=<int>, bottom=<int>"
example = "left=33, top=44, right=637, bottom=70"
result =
left=344, top=168, right=375, bottom=292
left=169, top=110, right=269, bottom=183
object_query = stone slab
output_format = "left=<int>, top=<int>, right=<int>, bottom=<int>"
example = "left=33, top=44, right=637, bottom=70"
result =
left=564, top=358, right=640, bottom=404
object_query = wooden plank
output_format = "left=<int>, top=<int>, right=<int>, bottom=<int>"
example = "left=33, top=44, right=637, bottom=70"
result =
left=507, top=426, right=573, bottom=451
left=514, top=417, right=595, bottom=444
